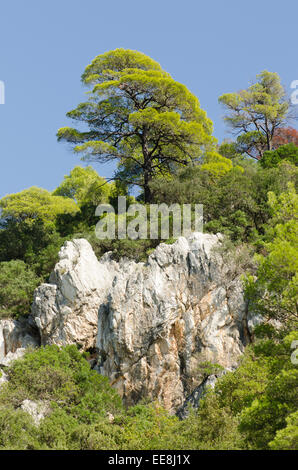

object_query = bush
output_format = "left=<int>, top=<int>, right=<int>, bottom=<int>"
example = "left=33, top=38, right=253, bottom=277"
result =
left=0, top=406, right=37, bottom=449
left=0, top=260, right=40, bottom=318
left=260, top=143, right=298, bottom=169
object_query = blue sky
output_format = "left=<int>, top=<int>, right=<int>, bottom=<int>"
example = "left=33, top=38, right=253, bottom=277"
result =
left=0, top=0, right=297, bottom=198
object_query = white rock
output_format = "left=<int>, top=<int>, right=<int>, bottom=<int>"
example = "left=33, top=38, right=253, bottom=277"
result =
left=20, top=399, right=51, bottom=425
left=0, top=369, right=8, bottom=385
left=0, top=348, right=26, bottom=367
left=32, top=239, right=117, bottom=349
left=0, top=318, right=39, bottom=363
left=31, top=233, right=253, bottom=412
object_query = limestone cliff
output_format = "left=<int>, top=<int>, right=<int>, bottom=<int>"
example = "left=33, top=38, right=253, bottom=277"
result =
left=29, top=233, right=252, bottom=412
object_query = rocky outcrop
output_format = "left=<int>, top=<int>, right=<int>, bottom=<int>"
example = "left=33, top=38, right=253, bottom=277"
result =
left=30, top=233, right=253, bottom=412
left=32, top=239, right=117, bottom=349
left=0, top=348, right=26, bottom=367
left=95, top=234, right=252, bottom=411
left=0, top=318, right=39, bottom=363
left=20, top=400, right=51, bottom=426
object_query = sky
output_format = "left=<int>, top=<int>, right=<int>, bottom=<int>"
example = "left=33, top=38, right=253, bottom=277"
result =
left=0, top=0, right=298, bottom=198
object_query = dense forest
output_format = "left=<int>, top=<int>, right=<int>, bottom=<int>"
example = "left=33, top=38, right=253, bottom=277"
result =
left=0, top=49, right=297, bottom=450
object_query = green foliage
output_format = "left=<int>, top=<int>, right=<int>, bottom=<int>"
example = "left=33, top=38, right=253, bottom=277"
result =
left=260, top=143, right=298, bottom=168
left=0, top=187, right=78, bottom=282
left=0, top=217, right=61, bottom=266
left=0, top=406, right=38, bottom=450
left=53, top=166, right=113, bottom=206
left=196, top=361, right=224, bottom=380
left=213, top=330, right=298, bottom=449
left=245, top=183, right=298, bottom=325
left=57, top=48, right=215, bottom=202
left=219, top=70, right=289, bottom=159
left=180, top=393, right=243, bottom=450
left=218, top=140, right=244, bottom=162
left=0, top=217, right=67, bottom=285
left=0, top=346, right=123, bottom=449
left=0, top=54, right=297, bottom=450
left=0, top=187, right=79, bottom=224
left=53, top=166, right=133, bottom=234
left=200, top=150, right=233, bottom=177
left=150, top=159, right=297, bottom=244
left=0, top=260, right=40, bottom=318
left=75, top=228, right=160, bottom=262
left=1, top=345, right=122, bottom=412
left=118, top=404, right=183, bottom=450
left=0, top=337, right=297, bottom=450
left=269, top=411, right=298, bottom=450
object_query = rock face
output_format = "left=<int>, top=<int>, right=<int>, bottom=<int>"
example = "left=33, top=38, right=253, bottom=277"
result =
left=31, top=233, right=252, bottom=412
left=0, top=318, right=39, bottom=363
left=32, top=239, right=117, bottom=349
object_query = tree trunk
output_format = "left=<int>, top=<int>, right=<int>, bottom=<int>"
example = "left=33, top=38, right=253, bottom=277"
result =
left=143, top=168, right=153, bottom=204
left=142, top=127, right=153, bottom=204
left=266, top=132, right=272, bottom=152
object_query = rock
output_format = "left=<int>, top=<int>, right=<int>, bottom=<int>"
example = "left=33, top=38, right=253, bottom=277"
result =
left=96, top=233, right=250, bottom=411
left=107, top=412, right=114, bottom=423
left=177, top=374, right=218, bottom=419
left=0, top=317, right=39, bottom=363
left=32, top=233, right=252, bottom=412
left=0, top=369, right=8, bottom=386
left=0, top=348, right=26, bottom=367
left=32, top=239, right=117, bottom=349
left=247, top=311, right=264, bottom=335
left=20, top=399, right=51, bottom=426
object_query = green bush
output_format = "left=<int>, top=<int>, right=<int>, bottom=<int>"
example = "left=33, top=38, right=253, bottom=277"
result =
left=260, top=143, right=298, bottom=169
left=0, top=406, right=38, bottom=450
left=0, top=260, right=40, bottom=318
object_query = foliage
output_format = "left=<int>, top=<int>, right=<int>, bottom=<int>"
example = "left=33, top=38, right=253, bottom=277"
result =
left=269, top=411, right=298, bottom=450
left=210, top=330, right=298, bottom=449
left=260, top=143, right=298, bottom=168
left=0, top=335, right=297, bottom=449
left=57, top=48, right=215, bottom=202
left=196, top=361, right=224, bottom=380
left=150, top=159, right=297, bottom=244
left=218, top=140, right=244, bottom=162
left=200, top=150, right=233, bottom=177
left=245, top=183, right=298, bottom=325
left=0, top=54, right=297, bottom=450
left=180, top=393, right=243, bottom=450
left=0, top=187, right=78, bottom=282
left=272, top=127, right=298, bottom=148
left=219, top=70, right=290, bottom=159
left=0, top=345, right=122, bottom=412
left=118, top=404, right=183, bottom=450
left=0, top=186, right=79, bottom=224
left=0, top=260, right=40, bottom=318
left=0, top=407, right=38, bottom=450
left=53, top=165, right=114, bottom=206
left=85, top=232, right=160, bottom=262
